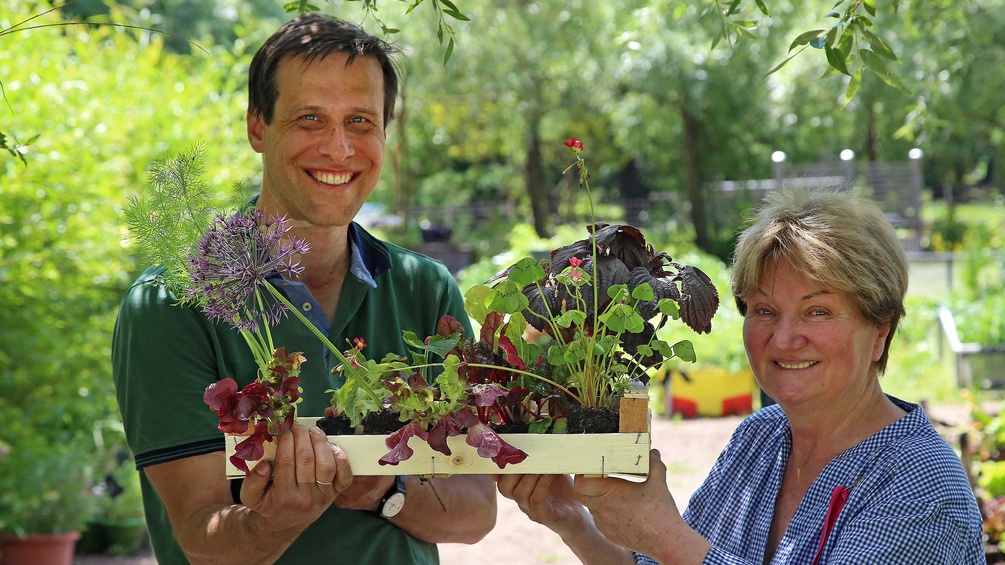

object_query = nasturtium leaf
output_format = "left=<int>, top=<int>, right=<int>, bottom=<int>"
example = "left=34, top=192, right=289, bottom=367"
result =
left=508, top=257, right=547, bottom=286
left=637, top=345, right=653, bottom=357
left=672, top=340, right=697, bottom=363
left=555, top=309, right=586, bottom=329
left=486, top=280, right=529, bottom=314
left=631, top=283, right=654, bottom=302
left=599, top=303, right=641, bottom=333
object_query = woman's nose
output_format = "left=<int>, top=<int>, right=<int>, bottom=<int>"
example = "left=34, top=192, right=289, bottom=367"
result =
left=772, top=315, right=808, bottom=350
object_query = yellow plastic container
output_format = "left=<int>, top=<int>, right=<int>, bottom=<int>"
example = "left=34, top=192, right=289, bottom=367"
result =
left=668, top=367, right=755, bottom=418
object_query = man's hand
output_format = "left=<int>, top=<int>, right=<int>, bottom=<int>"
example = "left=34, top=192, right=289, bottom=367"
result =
left=241, top=425, right=353, bottom=529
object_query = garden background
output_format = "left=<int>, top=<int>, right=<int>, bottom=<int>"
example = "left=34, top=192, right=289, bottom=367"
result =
left=1, top=0, right=1003, bottom=560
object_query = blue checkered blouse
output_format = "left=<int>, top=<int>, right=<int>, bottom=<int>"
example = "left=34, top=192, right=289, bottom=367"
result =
left=636, top=397, right=984, bottom=564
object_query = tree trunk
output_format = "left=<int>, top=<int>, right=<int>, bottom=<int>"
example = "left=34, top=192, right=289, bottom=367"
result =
left=524, top=119, right=551, bottom=238
left=391, top=77, right=414, bottom=232
left=682, top=105, right=710, bottom=254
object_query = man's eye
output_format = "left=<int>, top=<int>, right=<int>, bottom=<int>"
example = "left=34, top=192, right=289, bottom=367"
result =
left=301, top=114, right=319, bottom=121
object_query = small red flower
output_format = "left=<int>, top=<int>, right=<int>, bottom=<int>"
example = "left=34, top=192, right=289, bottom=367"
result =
left=563, top=137, right=584, bottom=153
left=569, top=256, right=582, bottom=267
left=353, top=337, right=366, bottom=350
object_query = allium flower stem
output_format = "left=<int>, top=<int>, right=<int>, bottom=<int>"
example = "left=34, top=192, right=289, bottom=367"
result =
left=262, top=282, right=383, bottom=405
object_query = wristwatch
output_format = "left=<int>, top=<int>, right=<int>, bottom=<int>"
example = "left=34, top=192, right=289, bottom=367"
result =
left=378, top=475, right=407, bottom=519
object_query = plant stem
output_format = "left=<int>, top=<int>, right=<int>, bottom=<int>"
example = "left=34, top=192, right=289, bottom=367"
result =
left=262, top=282, right=384, bottom=406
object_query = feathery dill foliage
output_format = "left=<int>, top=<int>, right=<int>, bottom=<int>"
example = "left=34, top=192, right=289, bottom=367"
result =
left=123, top=144, right=244, bottom=291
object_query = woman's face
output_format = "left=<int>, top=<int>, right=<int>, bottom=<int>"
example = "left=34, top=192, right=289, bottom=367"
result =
left=742, top=259, right=890, bottom=412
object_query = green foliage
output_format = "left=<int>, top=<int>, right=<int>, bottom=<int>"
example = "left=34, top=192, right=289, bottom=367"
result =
left=0, top=440, right=99, bottom=535
left=0, top=0, right=259, bottom=489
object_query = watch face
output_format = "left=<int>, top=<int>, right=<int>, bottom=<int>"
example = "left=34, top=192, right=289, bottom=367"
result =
left=381, top=492, right=406, bottom=518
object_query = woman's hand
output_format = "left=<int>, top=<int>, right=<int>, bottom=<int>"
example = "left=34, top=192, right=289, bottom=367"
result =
left=494, top=473, right=635, bottom=565
left=575, top=449, right=710, bottom=564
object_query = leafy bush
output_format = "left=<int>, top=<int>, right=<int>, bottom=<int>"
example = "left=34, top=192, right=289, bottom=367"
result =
left=0, top=4, right=259, bottom=466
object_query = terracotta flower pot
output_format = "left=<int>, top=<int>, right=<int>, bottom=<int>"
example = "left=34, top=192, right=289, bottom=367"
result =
left=0, top=531, right=80, bottom=565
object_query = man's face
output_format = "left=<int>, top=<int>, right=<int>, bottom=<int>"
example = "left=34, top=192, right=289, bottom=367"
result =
left=248, top=52, right=386, bottom=228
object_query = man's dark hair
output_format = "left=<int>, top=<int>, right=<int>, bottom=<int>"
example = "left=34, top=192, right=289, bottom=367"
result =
left=248, top=13, right=400, bottom=126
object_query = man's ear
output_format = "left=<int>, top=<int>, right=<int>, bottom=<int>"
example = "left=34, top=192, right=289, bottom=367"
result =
left=247, top=111, right=265, bottom=154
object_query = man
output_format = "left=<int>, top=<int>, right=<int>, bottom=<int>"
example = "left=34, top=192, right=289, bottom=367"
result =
left=112, top=13, right=496, bottom=564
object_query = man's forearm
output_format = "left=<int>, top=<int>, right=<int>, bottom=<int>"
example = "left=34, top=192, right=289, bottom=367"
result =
left=390, top=475, right=497, bottom=543
left=175, top=502, right=302, bottom=565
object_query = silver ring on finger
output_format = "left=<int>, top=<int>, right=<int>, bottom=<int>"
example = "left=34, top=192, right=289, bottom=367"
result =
left=316, top=479, right=333, bottom=486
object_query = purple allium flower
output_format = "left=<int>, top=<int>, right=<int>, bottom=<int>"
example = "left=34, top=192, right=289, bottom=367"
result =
left=187, top=210, right=311, bottom=332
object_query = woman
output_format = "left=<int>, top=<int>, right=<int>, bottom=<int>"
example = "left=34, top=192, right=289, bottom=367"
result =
left=496, top=188, right=984, bottom=564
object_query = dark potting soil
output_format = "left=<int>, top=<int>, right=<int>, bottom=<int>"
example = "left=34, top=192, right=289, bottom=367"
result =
left=315, top=411, right=408, bottom=435
left=317, top=407, right=620, bottom=436
left=566, top=405, right=620, bottom=434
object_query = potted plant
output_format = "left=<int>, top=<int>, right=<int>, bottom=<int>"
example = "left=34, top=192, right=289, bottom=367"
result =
left=0, top=440, right=99, bottom=565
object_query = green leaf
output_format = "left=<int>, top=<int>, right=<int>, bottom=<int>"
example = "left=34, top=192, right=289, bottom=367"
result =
left=631, top=283, right=654, bottom=302
left=464, top=285, right=492, bottom=323
left=438, top=0, right=470, bottom=21
left=862, top=28, right=899, bottom=61
left=863, top=0, right=876, bottom=16
left=657, top=298, right=680, bottom=319
left=555, top=309, right=587, bottom=328
left=508, top=256, right=547, bottom=286
left=765, top=50, right=801, bottom=77
left=825, top=45, right=851, bottom=76
left=860, top=49, right=911, bottom=93
left=598, top=304, right=644, bottom=333
left=485, top=280, right=529, bottom=314
left=754, top=0, right=770, bottom=17
left=607, top=283, right=628, bottom=300
left=672, top=340, right=697, bottom=363
left=443, top=37, right=455, bottom=65
left=789, top=29, right=825, bottom=51
left=844, top=69, right=862, bottom=107
left=652, top=339, right=673, bottom=357
left=419, top=333, right=461, bottom=359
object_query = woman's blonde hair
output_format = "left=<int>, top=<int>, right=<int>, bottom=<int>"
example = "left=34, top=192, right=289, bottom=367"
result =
left=730, top=188, right=908, bottom=374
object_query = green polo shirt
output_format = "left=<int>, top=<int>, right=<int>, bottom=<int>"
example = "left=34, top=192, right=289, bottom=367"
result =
left=112, top=222, right=473, bottom=564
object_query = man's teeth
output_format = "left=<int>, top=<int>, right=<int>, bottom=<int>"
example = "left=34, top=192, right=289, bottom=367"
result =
left=777, top=361, right=815, bottom=369
left=313, top=171, right=351, bottom=185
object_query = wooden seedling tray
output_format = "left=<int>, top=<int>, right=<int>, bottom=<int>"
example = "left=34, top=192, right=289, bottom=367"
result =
left=226, top=391, right=650, bottom=479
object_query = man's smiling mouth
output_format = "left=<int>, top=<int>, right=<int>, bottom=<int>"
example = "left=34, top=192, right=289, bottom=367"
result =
left=310, top=170, right=353, bottom=186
